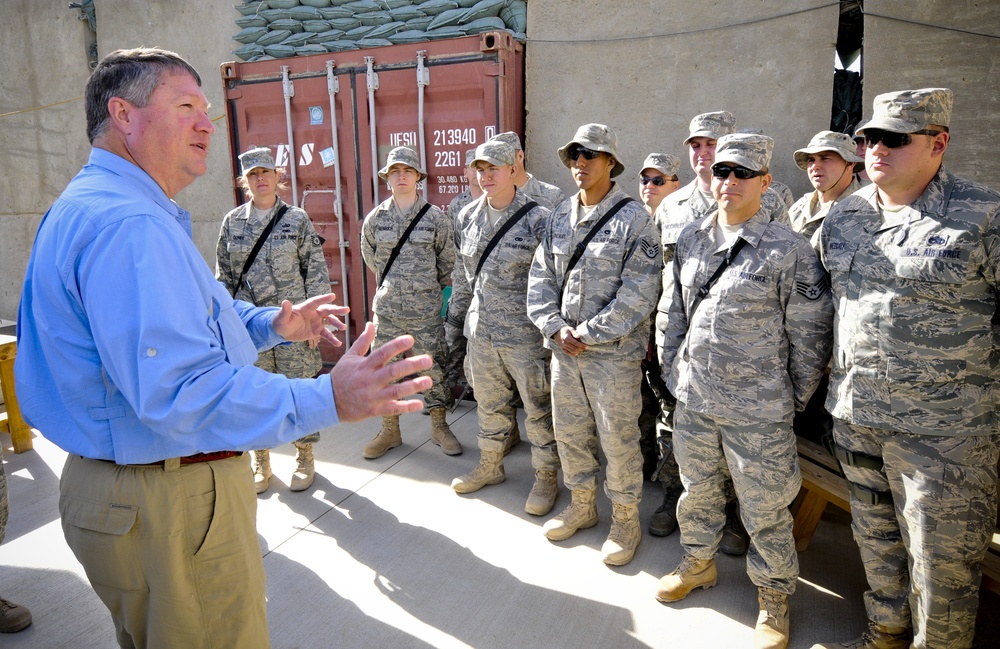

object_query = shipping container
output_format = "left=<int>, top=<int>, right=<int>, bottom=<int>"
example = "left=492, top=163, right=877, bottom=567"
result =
left=221, top=31, right=525, bottom=363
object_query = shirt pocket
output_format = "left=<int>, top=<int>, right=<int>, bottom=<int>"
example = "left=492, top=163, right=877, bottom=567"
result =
left=894, top=241, right=973, bottom=285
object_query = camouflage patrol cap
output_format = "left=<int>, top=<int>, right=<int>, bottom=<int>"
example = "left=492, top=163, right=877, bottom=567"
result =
left=557, top=123, right=625, bottom=177
left=489, top=131, right=523, bottom=152
left=713, top=133, right=773, bottom=172
left=239, top=147, right=276, bottom=176
left=640, top=153, right=681, bottom=178
left=470, top=140, right=516, bottom=168
left=855, top=88, right=953, bottom=135
left=465, top=148, right=477, bottom=167
left=378, top=146, right=427, bottom=181
left=793, top=131, right=864, bottom=170
left=683, top=111, right=737, bottom=145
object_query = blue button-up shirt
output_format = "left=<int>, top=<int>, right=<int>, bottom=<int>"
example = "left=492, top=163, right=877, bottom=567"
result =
left=15, top=148, right=338, bottom=464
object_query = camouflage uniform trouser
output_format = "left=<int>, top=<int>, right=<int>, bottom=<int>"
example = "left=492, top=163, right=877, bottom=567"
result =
left=833, top=420, right=999, bottom=649
left=466, top=336, right=558, bottom=471
left=674, top=404, right=801, bottom=594
left=374, top=310, right=451, bottom=409
left=550, top=349, right=643, bottom=506
left=256, top=340, right=323, bottom=444
left=0, top=445, right=7, bottom=545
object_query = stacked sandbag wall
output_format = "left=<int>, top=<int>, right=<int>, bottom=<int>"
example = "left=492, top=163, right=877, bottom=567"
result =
left=232, top=0, right=526, bottom=61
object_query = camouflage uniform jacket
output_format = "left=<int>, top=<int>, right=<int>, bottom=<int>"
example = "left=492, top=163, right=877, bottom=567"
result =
left=527, top=183, right=660, bottom=359
left=664, top=207, right=833, bottom=424
left=652, top=180, right=716, bottom=347
left=216, top=197, right=329, bottom=309
left=521, top=173, right=566, bottom=211
left=361, top=196, right=454, bottom=321
left=449, top=190, right=551, bottom=347
left=819, top=167, right=1000, bottom=436
left=447, top=188, right=476, bottom=222
left=789, top=177, right=861, bottom=248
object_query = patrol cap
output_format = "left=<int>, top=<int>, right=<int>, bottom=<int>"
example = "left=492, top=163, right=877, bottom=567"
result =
left=683, top=111, right=737, bottom=145
left=714, top=133, right=773, bottom=172
left=464, top=148, right=477, bottom=167
left=378, top=146, right=426, bottom=181
left=793, top=131, right=864, bottom=170
left=855, top=87, right=953, bottom=135
left=470, top=140, right=516, bottom=168
left=557, top=123, right=625, bottom=178
left=489, top=131, right=523, bottom=152
left=640, top=152, right=681, bottom=178
left=239, top=147, right=276, bottom=176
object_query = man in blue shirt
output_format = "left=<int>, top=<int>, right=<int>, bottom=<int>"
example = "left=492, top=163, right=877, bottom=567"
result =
left=15, top=47, right=432, bottom=648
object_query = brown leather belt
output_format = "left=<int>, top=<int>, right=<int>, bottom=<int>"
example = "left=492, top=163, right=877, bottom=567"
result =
left=97, top=451, right=242, bottom=467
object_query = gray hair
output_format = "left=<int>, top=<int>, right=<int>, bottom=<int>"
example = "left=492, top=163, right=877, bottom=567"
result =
left=85, top=47, right=201, bottom=144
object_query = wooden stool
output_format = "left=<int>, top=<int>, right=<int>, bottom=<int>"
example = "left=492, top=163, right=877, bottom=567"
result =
left=0, top=334, right=33, bottom=453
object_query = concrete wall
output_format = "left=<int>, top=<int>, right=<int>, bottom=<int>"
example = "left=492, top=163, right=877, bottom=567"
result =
left=862, top=0, right=1000, bottom=188
left=524, top=0, right=842, bottom=200
left=0, top=0, right=240, bottom=322
left=0, top=0, right=93, bottom=321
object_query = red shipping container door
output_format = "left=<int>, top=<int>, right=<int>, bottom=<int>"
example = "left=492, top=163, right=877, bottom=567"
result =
left=221, top=32, right=524, bottom=364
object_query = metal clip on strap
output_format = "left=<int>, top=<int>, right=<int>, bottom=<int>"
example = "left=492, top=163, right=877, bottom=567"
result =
left=834, top=446, right=885, bottom=472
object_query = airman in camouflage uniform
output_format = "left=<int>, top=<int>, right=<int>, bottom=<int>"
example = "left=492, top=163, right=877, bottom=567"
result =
left=443, top=148, right=482, bottom=398
left=0, top=446, right=33, bottom=632
left=527, top=124, right=660, bottom=567
left=813, top=88, right=1000, bottom=649
left=360, top=146, right=461, bottom=459
left=447, top=141, right=559, bottom=515
left=650, top=111, right=749, bottom=551
left=488, top=131, right=566, bottom=210
left=789, top=130, right=863, bottom=249
left=656, top=134, right=833, bottom=649
left=217, top=147, right=329, bottom=494
left=636, top=153, right=682, bottom=491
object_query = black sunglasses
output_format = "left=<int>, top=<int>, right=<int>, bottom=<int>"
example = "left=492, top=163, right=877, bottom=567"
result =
left=863, top=129, right=942, bottom=149
left=640, top=175, right=676, bottom=186
left=567, top=145, right=603, bottom=161
left=711, top=165, right=763, bottom=180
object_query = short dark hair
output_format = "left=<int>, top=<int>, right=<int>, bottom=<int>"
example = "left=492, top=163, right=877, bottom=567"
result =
left=85, top=47, right=201, bottom=144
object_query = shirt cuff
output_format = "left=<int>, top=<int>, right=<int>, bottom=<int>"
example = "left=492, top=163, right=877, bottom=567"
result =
left=291, top=376, right=340, bottom=432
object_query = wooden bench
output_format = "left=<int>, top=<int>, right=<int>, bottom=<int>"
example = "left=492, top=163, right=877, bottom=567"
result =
left=0, top=334, right=33, bottom=453
left=790, top=436, right=1000, bottom=595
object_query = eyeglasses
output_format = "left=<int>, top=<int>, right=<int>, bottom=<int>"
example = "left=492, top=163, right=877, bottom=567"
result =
left=567, top=145, right=603, bottom=161
left=711, top=165, right=763, bottom=180
left=640, top=175, right=676, bottom=186
left=863, top=129, right=942, bottom=149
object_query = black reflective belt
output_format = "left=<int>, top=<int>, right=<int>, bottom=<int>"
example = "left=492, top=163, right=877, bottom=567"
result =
left=835, top=446, right=885, bottom=472
left=848, top=481, right=894, bottom=506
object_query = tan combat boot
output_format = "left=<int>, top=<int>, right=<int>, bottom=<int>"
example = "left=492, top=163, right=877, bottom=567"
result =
left=253, top=449, right=272, bottom=494
left=755, top=587, right=790, bottom=649
left=0, top=597, right=32, bottom=633
left=451, top=449, right=505, bottom=493
left=810, top=623, right=911, bottom=649
left=543, top=489, right=598, bottom=541
left=502, top=420, right=521, bottom=456
left=289, top=441, right=315, bottom=492
left=654, top=554, right=718, bottom=603
left=430, top=407, right=462, bottom=456
left=363, top=416, right=402, bottom=459
left=524, top=468, right=558, bottom=516
left=602, top=502, right=641, bottom=566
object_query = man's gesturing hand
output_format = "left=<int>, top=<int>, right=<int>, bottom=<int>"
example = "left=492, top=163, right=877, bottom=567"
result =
left=273, top=294, right=349, bottom=347
left=330, top=322, right=433, bottom=422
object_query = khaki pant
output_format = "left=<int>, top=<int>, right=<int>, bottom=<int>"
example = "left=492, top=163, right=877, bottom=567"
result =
left=59, top=454, right=268, bottom=649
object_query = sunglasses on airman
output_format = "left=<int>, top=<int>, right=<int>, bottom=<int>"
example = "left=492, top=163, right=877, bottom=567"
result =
left=640, top=175, right=676, bottom=186
left=566, top=145, right=603, bottom=160
left=862, top=129, right=942, bottom=149
left=711, top=165, right=764, bottom=180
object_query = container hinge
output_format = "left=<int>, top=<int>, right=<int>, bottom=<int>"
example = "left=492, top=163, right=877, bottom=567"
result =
left=365, top=56, right=379, bottom=91
left=485, top=61, right=504, bottom=77
left=416, top=50, right=430, bottom=87
left=282, top=67, right=295, bottom=99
